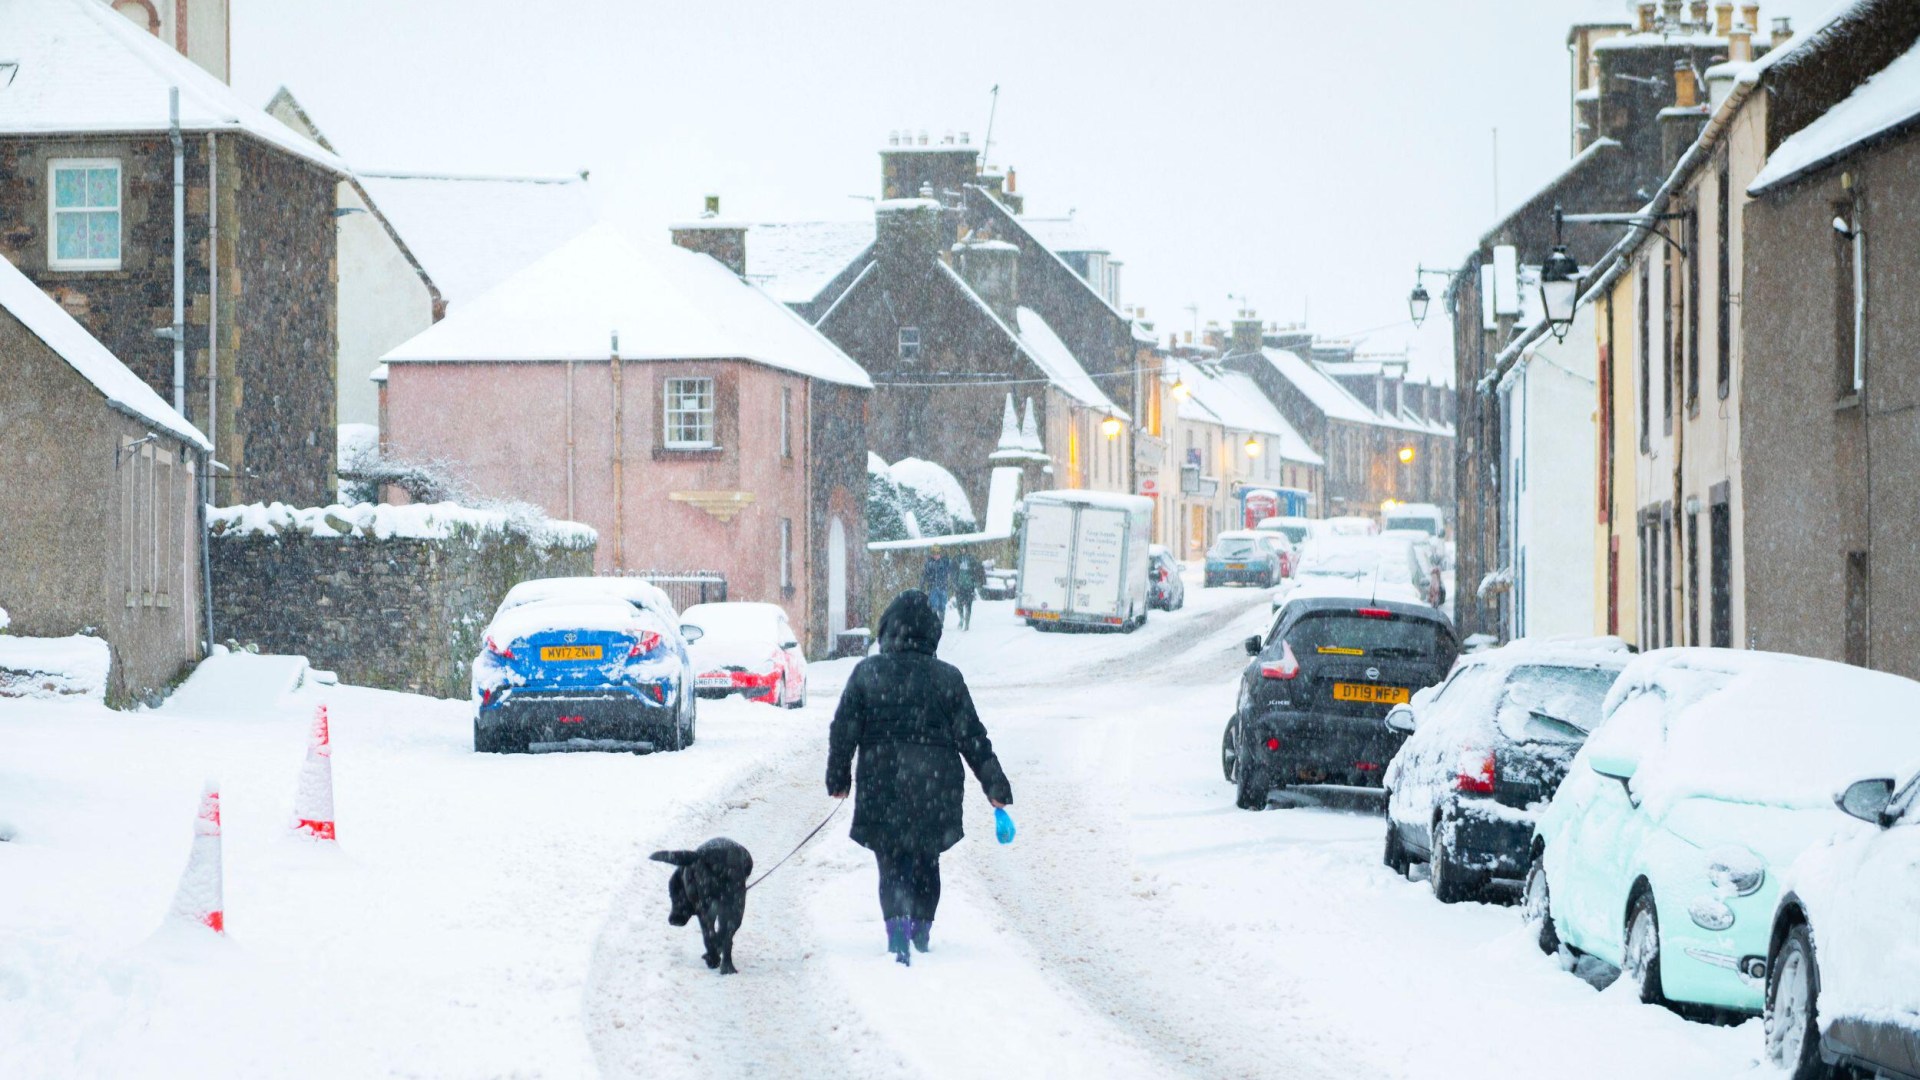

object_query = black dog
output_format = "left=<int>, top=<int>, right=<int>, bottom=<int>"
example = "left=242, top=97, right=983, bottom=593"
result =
left=650, top=838, right=753, bottom=975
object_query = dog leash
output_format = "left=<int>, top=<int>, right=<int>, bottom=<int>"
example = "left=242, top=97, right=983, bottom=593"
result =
left=745, top=799, right=844, bottom=891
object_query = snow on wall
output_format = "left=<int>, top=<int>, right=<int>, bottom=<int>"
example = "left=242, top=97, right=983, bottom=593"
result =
left=207, top=502, right=596, bottom=550
left=0, top=634, right=111, bottom=701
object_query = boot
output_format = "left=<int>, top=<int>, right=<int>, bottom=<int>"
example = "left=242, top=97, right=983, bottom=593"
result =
left=910, top=919, right=932, bottom=953
left=885, top=917, right=912, bottom=966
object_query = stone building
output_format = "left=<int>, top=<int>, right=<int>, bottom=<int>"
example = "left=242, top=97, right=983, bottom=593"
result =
left=379, top=224, right=872, bottom=657
left=1164, top=354, right=1324, bottom=557
left=0, top=0, right=343, bottom=505
left=0, top=255, right=211, bottom=704
left=1740, top=0, right=1920, bottom=674
left=264, top=89, right=595, bottom=430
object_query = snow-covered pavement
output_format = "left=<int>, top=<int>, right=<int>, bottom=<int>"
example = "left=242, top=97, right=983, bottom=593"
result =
left=3, top=576, right=1778, bottom=1077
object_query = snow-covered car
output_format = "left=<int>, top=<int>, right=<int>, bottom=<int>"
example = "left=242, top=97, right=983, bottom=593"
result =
left=1274, top=536, right=1430, bottom=611
left=680, top=602, right=807, bottom=708
left=1252, top=531, right=1296, bottom=578
left=1226, top=596, right=1459, bottom=810
left=1204, top=531, right=1280, bottom=588
left=1147, top=545, right=1186, bottom=611
left=1379, top=530, right=1447, bottom=608
left=1381, top=503, right=1445, bottom=538
left=1255, top=515, right=1314, bottom=548
left=1382, top=639, right=1629, bottom=902
left=495, top=575, right=679, bottom=620
left=1317, top=516, right=1377, bottom=539
left=1526, top=649, right=1920, bottom=1017
left=471, top=598, right=698, bottom=753
left=1765, top=767, right=1920, bottom=1079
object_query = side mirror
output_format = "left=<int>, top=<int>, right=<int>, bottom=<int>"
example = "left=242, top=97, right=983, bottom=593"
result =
left=1836, top=777, right=1897, bottom=826
left=1384, top=704, right=1416, bottom=734
left=1588, top=748, right=1639, bottom=782
left=781, top=640, right=799, bottom=650
left=679, top=625, right=705, bottom=643
left=1244, top=635, right=1264, bottom=657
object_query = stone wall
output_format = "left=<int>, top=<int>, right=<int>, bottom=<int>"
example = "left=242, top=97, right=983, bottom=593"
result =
left=208, top=505, right=594, bottom=698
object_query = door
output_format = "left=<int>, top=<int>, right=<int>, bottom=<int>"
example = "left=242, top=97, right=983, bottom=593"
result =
left=827, top=516, right=848, bottom=635
left=1071, top=507, right=1130, bottom=619
left=1019, top=502, right=1076, bottom=614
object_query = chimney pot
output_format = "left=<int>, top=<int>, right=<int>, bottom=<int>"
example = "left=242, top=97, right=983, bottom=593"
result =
left=1690, top=0, right=1708, bottom=27
left=1771, top=16, right=1791, bottom=45
left=1662, top=0, right=1682, bottom=28
left=1714, top=2, right=1732, bottom=35
left=917, top=129, right=929, bottom=146
left=704, top=194, right=720, bottom=217
left=1637, top=2, right=1656, bottom=31
left=960, top=131, right=970, bottom=145
left=1674, top=60, right=1698, bottom=107
left=1006, top=167, right=1017, bottom=193
left=1741, top=3, right=1759, bottom=32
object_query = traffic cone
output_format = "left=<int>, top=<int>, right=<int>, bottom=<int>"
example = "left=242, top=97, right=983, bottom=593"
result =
left=292, top=704, right=336, bottom=841
left=168, top=782, right=225, bottom=934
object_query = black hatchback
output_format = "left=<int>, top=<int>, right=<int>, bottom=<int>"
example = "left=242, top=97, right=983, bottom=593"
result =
left=1225, top=597, right=1457, bottom=810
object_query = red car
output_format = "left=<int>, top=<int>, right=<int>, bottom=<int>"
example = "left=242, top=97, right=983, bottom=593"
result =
left=681, top=602, right=808, bottom=708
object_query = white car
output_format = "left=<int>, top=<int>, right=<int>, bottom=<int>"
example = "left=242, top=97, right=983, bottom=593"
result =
left=1765, top=768, right=1920, bottom=1078
left=1528, top=649, right=1920, bottom=1017
left=1382, top=503, right=1445, bottom=538
left=680, top=602, right=808, bottom=708
left=1275, top=536, right=1431, bottom=611
left=496, top=575, right=679, bottom=621
left=1255, top=515, right=1314, bottom=548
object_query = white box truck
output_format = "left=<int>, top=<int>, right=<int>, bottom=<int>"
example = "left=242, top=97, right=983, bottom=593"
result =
left=1015, top=491, right=1154, bottom=632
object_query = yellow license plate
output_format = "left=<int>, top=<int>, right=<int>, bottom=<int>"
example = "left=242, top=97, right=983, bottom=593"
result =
left=1226, top=563, right=1246, bottom=570
left=539, top=644, right=602, bottom=661
left=1333, top=682, right=1409, bottom=704
left=1318, top=646, right=1365, bottom=656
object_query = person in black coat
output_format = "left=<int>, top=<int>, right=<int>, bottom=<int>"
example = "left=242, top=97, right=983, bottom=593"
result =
left=826, top=589, right=1012, bottom=965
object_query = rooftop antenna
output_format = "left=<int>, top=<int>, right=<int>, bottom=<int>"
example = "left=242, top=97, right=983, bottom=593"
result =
left=981, top=84, right=1001, bottom=171
left=1183, top=302, right=1199, bottom=340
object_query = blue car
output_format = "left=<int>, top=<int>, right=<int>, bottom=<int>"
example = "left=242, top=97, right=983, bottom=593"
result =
left=1204, top=531, right=1280, bottom=588
left=471, top=597, right=700, bottom=754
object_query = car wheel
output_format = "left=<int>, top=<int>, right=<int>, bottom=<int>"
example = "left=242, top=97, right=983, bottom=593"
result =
left=1767, top=923, right=1829, bottom=1079
left=684, top=695, right=698, bottom=747
left=1429, top=827, right=1481, bottom=904
left=1623, top=892, right=1669, bottom=1007
left=1522, top=850, right=1560, bottom=955
left=1383, top=819, right=1412, bottom=877
left=1234, top=738, right=1270, bottom=811
left=787, top=681, right=806, bottom=710
left=774, top=676, right=788, bottom=708
left=473, top=718, right=494, bottom=753
left=1204, top=576, right=1217, bottom=589
left=1221, top=721, right=1239, bottom=783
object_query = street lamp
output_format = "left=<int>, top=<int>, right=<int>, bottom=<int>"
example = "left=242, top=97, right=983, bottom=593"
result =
left=1170, top=377, right=1191, bottom=401
left=1244, top=436, right=1262, bottom=458
left=1408, top=283, right=1430, bottom=327
left=1101, top=415, right=1122, bottom=439
left=1540, top=243, right=1581, bottom=343
left=1397, top=445, right=1416, bottom=465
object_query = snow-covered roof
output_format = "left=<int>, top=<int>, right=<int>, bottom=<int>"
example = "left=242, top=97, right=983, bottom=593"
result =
left=381, top=224, right=872, bottom=388
left=1750, top=37, right=1920, bottom=193
left=1019, top=214, right=1108, bottom=254
left=1172, top=361, right=1323, bottom=466
left=887, top=457, right=976, bottom=525
left=1014, top=306, right=1118, bottom=412
left=0, top=0, right=342, bottom=173
left=355, top=171, right=595, bottom=310
left=0, top=254, right=209, bottom=450
left=1256, top=348, right=1380, bottom=425
left=742, top=221, right=874, bottom=305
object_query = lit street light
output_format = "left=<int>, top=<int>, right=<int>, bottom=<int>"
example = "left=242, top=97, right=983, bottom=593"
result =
left=1398, top=445, right=1416, bottom=464
left=1244, top=436, right=1262, bottom=458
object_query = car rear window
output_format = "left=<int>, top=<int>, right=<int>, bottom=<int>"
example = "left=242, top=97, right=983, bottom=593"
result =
left=1211, top=538, right=1259, bottom=558
left=1383, top=516, right=1440, bottom=536
left=1274, top=524, right=1310, bottom=544
left=1503, top=664, right=1619, bottom=735
left=1286, top=611, right=1444, bottom=660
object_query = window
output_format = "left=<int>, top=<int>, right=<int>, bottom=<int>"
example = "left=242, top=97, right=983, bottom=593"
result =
left=1662, top=246, right=1674, bottom=434
left=1710, top=483, right=1731, bottom=648
left=898, top=327, right=921, bottom=363
left=1845, top=551, right=1869, bottom=666
left=49, top=159, right=122, bottom=269
left=1686, top=210, right=1700, bottom=412
left=1686, top=506, right=1700, bottom=645
left=121, top=437, right=176, bottom=609
left=1661, top=503, right=1674, bottom=648
left=780, top=386, right=793, bottom=460
left=779, top=518, right=794, bottom=592
left=1638, top=259, right=1651, bottom=453
left=663, top=377, right=715, bottom=449
left=1717, top=164, right=1732, bottom=400
left=1836, top=201, right=1859, bottom=397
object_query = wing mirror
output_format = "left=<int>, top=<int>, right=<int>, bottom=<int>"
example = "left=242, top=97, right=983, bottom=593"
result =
left=679, top=625, right=705, bottom=643
left=1244, top=635, right=1264, bottom=656
left=1384, top=704, right=1416, bottom=734
left=1588, top=749, right=1639, bottom=782
left=1836, top=777, right=1897, bottom=827
left=781, top=640, right=799, bottom=650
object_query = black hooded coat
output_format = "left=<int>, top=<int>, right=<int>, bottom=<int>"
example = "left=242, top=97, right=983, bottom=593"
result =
left=826, top=591, right=1013, bottom=854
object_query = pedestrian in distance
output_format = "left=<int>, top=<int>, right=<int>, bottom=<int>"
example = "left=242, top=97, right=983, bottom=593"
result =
left=826, top=590, right=1013, bottom=966
left=921, top=545, right=954, bottom=623
left=953, top=551, right=983, bottom=631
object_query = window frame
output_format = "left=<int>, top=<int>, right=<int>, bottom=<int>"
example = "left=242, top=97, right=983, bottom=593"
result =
left=662, top=376, right=716, bottom=450
left=48, top=158, right=124, bottom=271
left=779, top=385, right=793, bottom=460
left=779, top=517, right=794, bottom=592
left=897, top=326, right=922, bottom=364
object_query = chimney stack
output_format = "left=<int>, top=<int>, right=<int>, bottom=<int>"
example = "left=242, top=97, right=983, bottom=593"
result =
left=1714, top=2, right=1733, bottom=35
left=953, top=236, right=1021, bottom=324
left=670, top=196, right=747, bottom=276
left=1741, top=3, right=1760, bottom=34
left=1771, top=16, right=1792, bottom=47
left=1690, top=0, right=1708, bottom=27
left=1662, top=0, right=1682, bottom=28
left=1637, top=2, right=1656, bottom=32
left=1230, top=312, right=1263, bottom=354
left=1729, top=19, right=1753, bottom=61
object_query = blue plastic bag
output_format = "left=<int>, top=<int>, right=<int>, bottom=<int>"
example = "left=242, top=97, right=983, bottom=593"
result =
left=994, top=806, right=1016, bottom=845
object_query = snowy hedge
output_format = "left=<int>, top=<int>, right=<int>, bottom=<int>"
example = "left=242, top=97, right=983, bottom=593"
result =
left=867, top=455, right=976, bottom=542
left=207, top=501, right=596, bottom=550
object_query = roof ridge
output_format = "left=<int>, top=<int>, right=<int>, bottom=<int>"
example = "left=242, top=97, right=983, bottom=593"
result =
left=357, top=168, right=586, bottom=184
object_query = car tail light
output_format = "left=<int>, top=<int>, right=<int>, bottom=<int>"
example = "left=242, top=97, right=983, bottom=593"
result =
left=627, top=631, right=662, bottom=658
left=1265, top=736, right=1281, bottom=752
left=479, top=688, right=495, bottom=707
left=486, top=635, right=516, bottom=660
left=1157, top=567, right=1169, bottom=582
left=1260, top=641, right=1301, bottom=680
left=1456, top=749, right=1497, bottom=794
left=647, top=683, right=666, bottom=704
left=1356, top=608, right=1394, bottom=620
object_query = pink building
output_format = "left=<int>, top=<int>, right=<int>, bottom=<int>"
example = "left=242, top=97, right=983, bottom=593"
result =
left=379, top=225, right=872, bottom=655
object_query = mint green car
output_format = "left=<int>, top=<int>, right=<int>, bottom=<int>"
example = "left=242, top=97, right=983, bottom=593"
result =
left=1525, top=648, right=1920, bottom=1015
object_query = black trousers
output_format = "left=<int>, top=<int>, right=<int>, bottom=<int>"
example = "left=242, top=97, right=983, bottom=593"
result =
left=954, top=590, right=976, bottom=629
left=874, top=848, right=942, bottom=922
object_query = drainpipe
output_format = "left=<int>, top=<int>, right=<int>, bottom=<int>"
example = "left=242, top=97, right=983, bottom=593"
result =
left=610, top=332, right=625, bottom=571
left=565, top=358, right=576, bottom=520
left=168, top=88, right=186, bottom=415
left=205, top=132, right=217, bottom=461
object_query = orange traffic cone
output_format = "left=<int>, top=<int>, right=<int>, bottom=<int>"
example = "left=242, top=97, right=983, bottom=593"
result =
left=168, top=782, right=225, bottom=933
left=292, top=704, right=335, bottom=841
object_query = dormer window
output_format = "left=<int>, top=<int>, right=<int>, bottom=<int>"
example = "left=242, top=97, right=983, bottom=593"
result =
left=898, top=327, right=921, bottom=363
left=49, top=159, right=122, bottom=270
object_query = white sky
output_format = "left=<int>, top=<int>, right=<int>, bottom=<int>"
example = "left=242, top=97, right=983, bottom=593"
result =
left=232, top=0, right=1829, bottom=387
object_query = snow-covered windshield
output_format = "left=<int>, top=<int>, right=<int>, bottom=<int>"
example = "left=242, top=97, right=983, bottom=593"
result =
left=1503, top=664, right=1619, bottom=739
left=1286, top=612, right=1443, bottom=660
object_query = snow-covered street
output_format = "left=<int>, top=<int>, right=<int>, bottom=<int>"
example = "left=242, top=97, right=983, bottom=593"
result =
left=2, top=574, right=1774, bottom=1079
